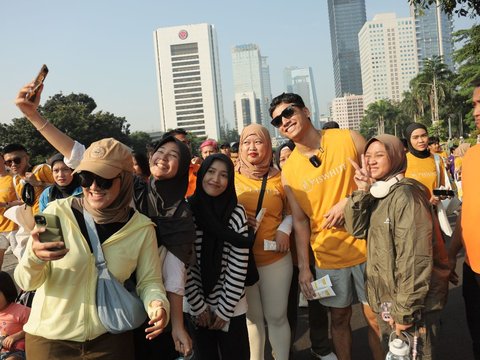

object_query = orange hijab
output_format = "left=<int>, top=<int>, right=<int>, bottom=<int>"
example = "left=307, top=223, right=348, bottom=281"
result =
left=235, top=124, right=280, bottom=180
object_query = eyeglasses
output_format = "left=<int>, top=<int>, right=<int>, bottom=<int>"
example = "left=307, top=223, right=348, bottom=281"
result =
left=4, top=157, right=23, bottom=166
left=270, top=104, right=301, bottom=128
left=78, top=171, right=120, bottom=190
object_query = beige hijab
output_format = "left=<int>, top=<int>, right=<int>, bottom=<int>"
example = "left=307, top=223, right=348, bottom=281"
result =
left=74, top=171, right=133, bottom=224
left=235, top=124, right=280, bottom=180
left=454, top=143, right=471, bottom=157
left=365, top=134, right=407, bottom=181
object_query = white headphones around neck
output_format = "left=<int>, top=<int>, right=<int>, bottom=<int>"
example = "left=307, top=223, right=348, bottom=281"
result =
left=370, top=174, right=404, bottom=198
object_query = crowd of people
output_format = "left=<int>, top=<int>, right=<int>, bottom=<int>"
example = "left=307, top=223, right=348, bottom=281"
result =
left=0, top=78, right=479, bottom=360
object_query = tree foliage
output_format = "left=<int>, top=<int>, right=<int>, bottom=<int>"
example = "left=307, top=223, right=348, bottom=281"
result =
left=410, top=0, right=480, bottom=17
left=1, top=93, right=132, bottom=164
left=360, top=100, right=410, bottom=139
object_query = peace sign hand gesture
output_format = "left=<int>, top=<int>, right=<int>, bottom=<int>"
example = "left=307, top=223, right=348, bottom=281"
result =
left=349, top=155, right=374, bottom=192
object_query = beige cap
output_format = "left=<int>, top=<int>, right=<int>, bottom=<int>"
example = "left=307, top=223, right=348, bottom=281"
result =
left=74, top=138, right=133, bottom=179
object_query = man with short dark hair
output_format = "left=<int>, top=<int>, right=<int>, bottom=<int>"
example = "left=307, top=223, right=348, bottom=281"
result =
left=219, top=142, right=231, bottom=158
left=269, top=93, right=383, bottom=360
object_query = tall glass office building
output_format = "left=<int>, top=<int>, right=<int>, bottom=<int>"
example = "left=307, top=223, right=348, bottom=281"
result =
left=328, top=0, right=367, bottom=97
left=410, top=1, right=454, bottom=70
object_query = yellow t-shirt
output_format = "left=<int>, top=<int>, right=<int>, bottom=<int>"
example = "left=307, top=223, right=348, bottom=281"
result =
left=14, top=164, right=54, bottom=215
left=405, top=153, right=445, bottom=198
left=0, top=174, right=18, bottom=232
left=282, top=129, right=366, bottom=269
left=235, top=172, right=288, bottom=267
left=461, top=144, right=480, bottom=272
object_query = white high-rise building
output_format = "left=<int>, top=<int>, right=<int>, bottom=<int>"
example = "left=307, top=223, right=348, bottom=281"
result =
left=231, top=44, right=272, bottom=135
left=153, top=23, right=225, bottom=139
left=359, top=13, right=418, bottom=108
left=284, top=66, right=320, bottom=128
left=331, top=94, right=364, bottom=130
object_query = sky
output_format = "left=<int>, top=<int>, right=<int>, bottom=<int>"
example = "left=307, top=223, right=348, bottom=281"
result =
left=0, top=0, right=476, bottom=133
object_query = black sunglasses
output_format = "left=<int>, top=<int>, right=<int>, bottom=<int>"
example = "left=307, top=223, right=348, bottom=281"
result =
left=270, top=104, right=302, bottom=128
left=4, top=157, right=23, bottom=166
left=79, top=171, right=120, bottom=190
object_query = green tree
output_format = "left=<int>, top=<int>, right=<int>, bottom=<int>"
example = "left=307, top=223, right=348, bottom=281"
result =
left=453, top=24, right=480, bottom=134
left=410, top=56, right=454, bottom=126
left=129, top=131, right=154, bottom=154
left=362, top=100, right=395, bottom=136
left=409, top=0, right=480, bottom=17
left=2, top=92, right=131, bottom=164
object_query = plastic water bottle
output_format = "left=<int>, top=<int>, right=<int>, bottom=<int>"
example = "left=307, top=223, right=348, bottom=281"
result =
left=385, top=332, right=411, bottom=360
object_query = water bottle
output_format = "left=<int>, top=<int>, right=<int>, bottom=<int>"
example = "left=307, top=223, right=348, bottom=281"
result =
left=385, top=331, right=411, bottom=360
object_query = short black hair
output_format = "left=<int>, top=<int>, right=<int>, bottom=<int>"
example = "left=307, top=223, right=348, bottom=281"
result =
left=230, top=142, right=239, bottom=153
left=0, top=271, right=18, bottom=303
left=3, top=143, right=28, bottom=155
left=471, top=77, right=480, bottom=88
left=163, top=128, right=188, bottom=139
left=269, top=93, right=306, bottom=117
left=322, top=121, right=340, bottom=129
left=220, top=142, right=230, bottom=149
left=428, top=136, right=440, bottom=146
left=133, top=152, right=151, bottom=177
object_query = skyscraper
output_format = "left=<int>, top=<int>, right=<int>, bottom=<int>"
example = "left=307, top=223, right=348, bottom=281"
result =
left=328, top=0, right=366, bottom=97
left=410, top=1, right=454, bottom=70
left=359, top=13, right=418, bottom=108
left=284, top=66, right=320, bottom=128
left=153, top=23, right=225, bottom=139
left=231, top=44, right=273, bottom=135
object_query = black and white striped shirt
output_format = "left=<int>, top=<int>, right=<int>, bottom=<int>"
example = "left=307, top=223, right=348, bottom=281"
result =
left=185, top=205, right=250, bottom=321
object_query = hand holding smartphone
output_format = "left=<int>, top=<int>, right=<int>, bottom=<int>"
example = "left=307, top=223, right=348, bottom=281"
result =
left=34, top=213, right=65, bottom=248
left=25, top=64, right=48, bottom=102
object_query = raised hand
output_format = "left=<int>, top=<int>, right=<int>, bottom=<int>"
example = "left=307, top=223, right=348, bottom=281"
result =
left=349, top=155, right=374, bottom=192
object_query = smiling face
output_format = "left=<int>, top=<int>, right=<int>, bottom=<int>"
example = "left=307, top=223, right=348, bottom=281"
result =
left=52, top=161, right=74, bottom=187
left=4, top=151, right=29, bottom=176
left=202, top=159, right=229, bottom=197
left=150, top=141, right=180, bottom=180
left=410, top=128, right=429, bottom=152
left=241, top=134, right=267, bottom=165
left=271, top=102, right=311, bottom=141
left=82, top=175, right=121, bottom=210
left=365, top=141, right=392, bottom=180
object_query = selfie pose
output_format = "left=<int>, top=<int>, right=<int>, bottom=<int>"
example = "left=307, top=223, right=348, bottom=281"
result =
left=14, top=138, right=169, bottom=360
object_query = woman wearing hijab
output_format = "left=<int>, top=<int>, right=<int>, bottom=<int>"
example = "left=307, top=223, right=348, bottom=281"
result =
left=14, top=138, right=169, bottom=360
left=404, top=123, right=447, bottom=205
left=235, top=124, right=293, bottom=360
left=15, top=81, right=196, bottom=359
left=345, top=135, right=449, bottom=359
left=39, top=153, right=82, bottom=211
left=185, top=154, right=251, bottom=360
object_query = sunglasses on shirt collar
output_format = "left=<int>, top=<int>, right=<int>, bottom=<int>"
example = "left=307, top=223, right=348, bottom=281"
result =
left=270, top=104, right=302, bottom=128
left=78, top=171, right=120, bottom=190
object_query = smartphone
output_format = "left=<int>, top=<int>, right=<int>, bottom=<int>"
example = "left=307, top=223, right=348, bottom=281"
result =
left=34, top=213, right=64, bottom=244
left=26, top=64, right=49, bottom=102
left=433, top=189, right=455, bottom=197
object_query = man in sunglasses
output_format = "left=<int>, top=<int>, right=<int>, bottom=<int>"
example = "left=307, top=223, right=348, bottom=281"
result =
left=3, top=144, right=54, bottom=215
left=269, top=93, right=383, bottom=360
